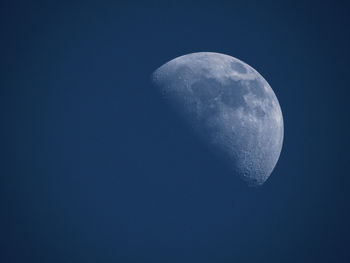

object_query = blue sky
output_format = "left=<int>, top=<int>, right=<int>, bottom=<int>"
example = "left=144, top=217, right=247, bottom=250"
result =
left=1, top=0, right=349, bottom=262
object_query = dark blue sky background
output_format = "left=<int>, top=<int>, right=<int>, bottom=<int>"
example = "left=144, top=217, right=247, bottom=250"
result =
left=1, top=0, right=349, bottom=262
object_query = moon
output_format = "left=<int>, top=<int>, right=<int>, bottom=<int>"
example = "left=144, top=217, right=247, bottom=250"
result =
left=152, top=52, right=283, bottom=186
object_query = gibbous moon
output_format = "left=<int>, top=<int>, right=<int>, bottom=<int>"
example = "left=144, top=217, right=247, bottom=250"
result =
left=152, top=52, right=283, bottom=186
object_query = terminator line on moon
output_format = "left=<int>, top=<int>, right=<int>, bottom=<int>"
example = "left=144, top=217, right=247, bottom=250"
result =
left=152, top=52, right=284, bottom=186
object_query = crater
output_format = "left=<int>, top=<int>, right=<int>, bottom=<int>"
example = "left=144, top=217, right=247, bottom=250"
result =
left=230, top=61, right=247, bottom=74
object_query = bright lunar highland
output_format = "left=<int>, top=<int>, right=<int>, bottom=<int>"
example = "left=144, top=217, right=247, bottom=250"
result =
left=152, top=52, right=284, bottom=186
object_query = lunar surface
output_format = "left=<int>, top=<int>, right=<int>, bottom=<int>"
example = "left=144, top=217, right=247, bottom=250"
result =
left=152, top=52, right=283, bottom=186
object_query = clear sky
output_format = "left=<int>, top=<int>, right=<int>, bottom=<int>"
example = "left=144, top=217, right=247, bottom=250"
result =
left=1, top=0, right=350, bottom=262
